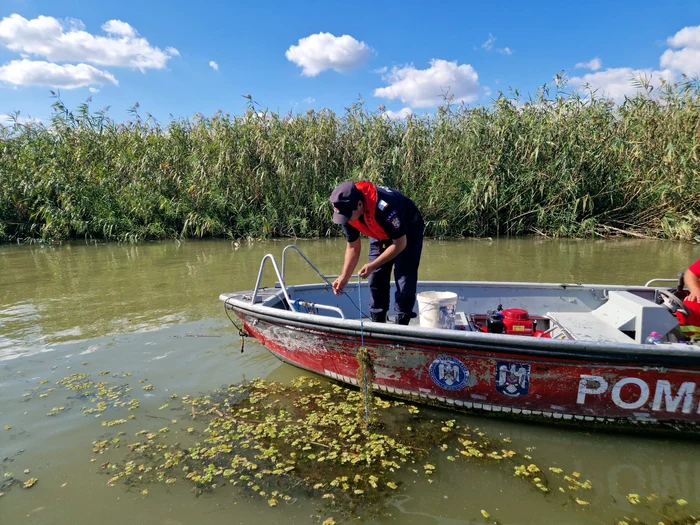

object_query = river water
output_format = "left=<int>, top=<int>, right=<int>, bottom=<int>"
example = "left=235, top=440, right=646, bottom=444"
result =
left=1, top=238, right=699, bottom=525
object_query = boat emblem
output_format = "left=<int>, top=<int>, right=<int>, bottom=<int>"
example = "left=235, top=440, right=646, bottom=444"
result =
left=495, top=362, right=530, bottom=397
left=429, top=357, right=469, bottom=390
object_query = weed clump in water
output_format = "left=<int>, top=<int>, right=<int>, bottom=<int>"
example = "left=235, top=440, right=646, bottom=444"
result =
left=106, top=377, right=455, bottom=519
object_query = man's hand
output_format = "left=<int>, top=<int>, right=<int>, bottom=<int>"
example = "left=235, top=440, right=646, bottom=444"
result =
left=687, top=293, right=700, bottom=303
left=358, top=263, right=377, bottom=279
left=334, top=239, right=362, bottom=294
left=332, top=275, right=350, bottom=295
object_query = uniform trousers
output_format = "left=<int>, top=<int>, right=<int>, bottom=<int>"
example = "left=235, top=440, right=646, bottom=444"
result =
left=367, top=218, right=424, bottom=318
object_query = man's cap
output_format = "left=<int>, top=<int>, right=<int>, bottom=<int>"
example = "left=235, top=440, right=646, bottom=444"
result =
left=330, top=181, right=362, bottom=224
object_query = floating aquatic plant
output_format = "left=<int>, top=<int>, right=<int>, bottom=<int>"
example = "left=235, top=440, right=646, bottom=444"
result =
left=85, top=374, right=606, bottom=521
left=8, top=368, right=699, bottom=524
left=87, top=376, right=498, bottom=519
left=614, top=494, right=700, bottom=525
left=22, top=478, right=38, bottom=489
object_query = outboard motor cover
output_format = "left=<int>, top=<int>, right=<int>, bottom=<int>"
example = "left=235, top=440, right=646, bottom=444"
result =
left=501, top=308, right=534, bottom=336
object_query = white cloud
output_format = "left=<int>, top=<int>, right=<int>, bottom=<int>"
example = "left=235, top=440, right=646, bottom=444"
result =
left=303, top=96, right=315, bottom=104
left=569, top=67, right=674, bottom=103
left=1, top=113, right=42, bottom=125
left=0, top=14, right=178, bottom=72
left=285, top=32, right=371, bottom=76
left=661, top=47, right=700, bottom=76
left=667, top=25, right=700, bottom=49
left=65, top=18, right=86, bottom=32
left=383, top=107, right=413, bottom=120
left=481, top=33, right=513, bottom=55
left=0, top=59, right=118, bottom=89
left=374, top=59, right=480, bottom=108
left=575, top=57, right=602, bottom=71
left=569, top=24, right=700, bottom=103
left=209, top=60, right=219, bottom=71
left=89, top=87, right=100, bottom=93
left=481, top=34, right=496, bottom=51
left=660, top=25, right=700, bottom=76
left=102, top=19, right=137, bottom=39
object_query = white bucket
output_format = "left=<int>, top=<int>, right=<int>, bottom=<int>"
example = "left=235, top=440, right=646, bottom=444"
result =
left=416, top=291, right=458, bottom=329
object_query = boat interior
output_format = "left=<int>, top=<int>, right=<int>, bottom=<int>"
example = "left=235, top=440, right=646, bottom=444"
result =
left=221, top=246, right=698, bottom=348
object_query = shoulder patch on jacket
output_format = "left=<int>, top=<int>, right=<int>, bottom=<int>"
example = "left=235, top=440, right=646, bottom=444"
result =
left=377, top=199, right=389, bottom=210
left=387, top=210, right=401, bottom=229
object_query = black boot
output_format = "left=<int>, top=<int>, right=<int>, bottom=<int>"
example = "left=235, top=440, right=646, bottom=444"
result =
left=396, top=314, right=411, bottom=326
left=371, top=312, right=387, bottom=323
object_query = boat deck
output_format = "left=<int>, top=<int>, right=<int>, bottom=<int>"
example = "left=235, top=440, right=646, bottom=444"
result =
left=545, top=311, right=634, bottom=344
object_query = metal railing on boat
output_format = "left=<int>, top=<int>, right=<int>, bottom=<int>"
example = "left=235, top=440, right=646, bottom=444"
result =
left=644, top=278, right=679, bottom=287
left=251, top=245, right=346, bottom=319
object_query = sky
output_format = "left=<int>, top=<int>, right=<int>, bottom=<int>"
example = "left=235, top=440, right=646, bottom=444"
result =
left=0, top=0, right=699, bottom=125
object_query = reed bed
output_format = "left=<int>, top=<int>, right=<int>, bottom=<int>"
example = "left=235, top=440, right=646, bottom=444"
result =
left=1, top=79, right=698, bottom=243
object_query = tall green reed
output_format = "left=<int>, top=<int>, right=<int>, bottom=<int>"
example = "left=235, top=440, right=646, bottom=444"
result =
left=1, top=79, right=698, bottom=243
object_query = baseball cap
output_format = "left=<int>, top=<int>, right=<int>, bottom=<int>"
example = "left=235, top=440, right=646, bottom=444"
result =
left=330, top=181, right=362, bottom=224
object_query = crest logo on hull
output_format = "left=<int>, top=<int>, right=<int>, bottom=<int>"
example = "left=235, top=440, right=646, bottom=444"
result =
left=429, top=357, right=469, bottom=390
left=495, top=361, right=530, bottom=397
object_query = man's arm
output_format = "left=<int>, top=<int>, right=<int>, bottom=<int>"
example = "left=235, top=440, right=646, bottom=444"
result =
left=685, top=267, right=700, bottom=302
left=358, top=235, right=407, bottom=278
left=332, top=238, right=362, bottom=295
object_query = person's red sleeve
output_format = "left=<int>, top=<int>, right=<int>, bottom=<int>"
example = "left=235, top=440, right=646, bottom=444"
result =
left=689, top=258, right=700, bottom=277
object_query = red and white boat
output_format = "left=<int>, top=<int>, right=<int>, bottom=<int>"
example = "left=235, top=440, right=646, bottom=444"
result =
left=220, top=246, right=700, bottom=434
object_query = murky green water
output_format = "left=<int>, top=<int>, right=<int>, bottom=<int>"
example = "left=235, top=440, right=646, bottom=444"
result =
left=1, top=238, right=699, bottom=524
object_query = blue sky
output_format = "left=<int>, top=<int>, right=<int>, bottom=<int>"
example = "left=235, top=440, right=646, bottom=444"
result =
left=1, top=0, right=699, bottom=124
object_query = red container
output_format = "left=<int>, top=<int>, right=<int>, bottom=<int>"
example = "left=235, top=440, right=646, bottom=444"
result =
left=501, top=308, right=534, bottom=336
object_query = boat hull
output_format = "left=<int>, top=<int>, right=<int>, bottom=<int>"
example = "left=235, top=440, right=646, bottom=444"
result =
left=236, top=310, right=700, bottom=433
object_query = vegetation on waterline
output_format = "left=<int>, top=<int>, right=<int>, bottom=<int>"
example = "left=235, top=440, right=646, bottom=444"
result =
left=1, top=76, right=699, bottom=243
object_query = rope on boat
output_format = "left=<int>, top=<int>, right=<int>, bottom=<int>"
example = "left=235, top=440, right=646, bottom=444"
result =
left=342, top=289, right=370, bottom=319
left=356, top=275, right=374, bottom=425
left=223, top=301, right=249, bottom=353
